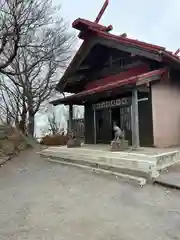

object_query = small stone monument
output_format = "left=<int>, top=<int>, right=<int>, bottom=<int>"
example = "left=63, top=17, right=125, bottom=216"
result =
left=110, top=122, right=129, bottom=151
left=67, top=129, right=81, bottom=148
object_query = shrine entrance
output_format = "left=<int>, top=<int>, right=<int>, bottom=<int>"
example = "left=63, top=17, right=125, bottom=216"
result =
left=96, top=108, right=111, bottom=144
left=111, top=106, right=132, bottom=144
left=93, top=92, right=153, bottom=146
left=94, top=97, right=132, bottom=144
left=111, top=107, right=120, bottom=140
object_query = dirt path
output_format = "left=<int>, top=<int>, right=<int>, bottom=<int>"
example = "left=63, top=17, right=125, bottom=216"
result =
left=0, top=147, right=180, bottom=240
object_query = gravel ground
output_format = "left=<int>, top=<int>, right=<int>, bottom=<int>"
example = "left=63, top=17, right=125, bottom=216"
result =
left=0, top=146, right=180, bottom=240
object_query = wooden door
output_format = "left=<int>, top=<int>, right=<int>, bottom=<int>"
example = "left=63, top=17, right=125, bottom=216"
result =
left=120, top=106, right=132, bottom=145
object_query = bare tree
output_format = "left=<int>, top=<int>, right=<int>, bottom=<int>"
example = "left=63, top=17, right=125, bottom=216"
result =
left=0, top=77, right=19, bottom=125
left=1, top=1, right=74, bottom=136
left=0, top=76, right=28, bottom=134
left=48, top=112, right=61, bottom=135
left=0, top=0, right=57, bottom=74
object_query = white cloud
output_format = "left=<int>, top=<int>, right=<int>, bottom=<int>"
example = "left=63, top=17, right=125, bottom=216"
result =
left=58, top=0, right=180, bottom=50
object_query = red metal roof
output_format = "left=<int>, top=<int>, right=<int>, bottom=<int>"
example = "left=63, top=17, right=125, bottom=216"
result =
left=56, top=18, right=180, bottom=93
left=72, top=18, right=180, bottom=61
left=85, top=63, right=149, bottom=90
left=51, top=68, right=166, bottom=105
left=73, top=18, right=113, bottom=36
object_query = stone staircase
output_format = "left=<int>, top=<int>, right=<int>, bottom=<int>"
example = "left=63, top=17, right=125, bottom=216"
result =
left=0, top=125, right=10, bottom=140
left=39, top=146, right=180, bottom=187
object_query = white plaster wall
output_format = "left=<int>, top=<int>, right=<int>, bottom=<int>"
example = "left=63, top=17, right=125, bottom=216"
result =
left=151, top=80, right=180, bottom=147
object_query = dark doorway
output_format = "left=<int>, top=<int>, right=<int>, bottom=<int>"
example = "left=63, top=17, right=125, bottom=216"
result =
left=111, top=106, right=132, bottom=144
left=120, top=106, right=132, bottom=144
left=96, top=109, right=111, bottom=144
left=111, top=107, right=120, bottom=139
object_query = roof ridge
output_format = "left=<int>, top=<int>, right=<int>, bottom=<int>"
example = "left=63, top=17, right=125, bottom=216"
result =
left=73, top=18, right=166, bottom=52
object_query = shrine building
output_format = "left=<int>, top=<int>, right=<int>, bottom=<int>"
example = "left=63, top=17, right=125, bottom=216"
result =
left=51, top=8, right=180, bottom=148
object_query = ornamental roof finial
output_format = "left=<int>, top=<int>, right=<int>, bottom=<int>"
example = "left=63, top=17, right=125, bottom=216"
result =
left=95, top=0, right=109, bottom=23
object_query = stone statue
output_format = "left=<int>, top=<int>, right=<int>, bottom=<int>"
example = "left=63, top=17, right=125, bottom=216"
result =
left=110, top=122, right=128, bottom=151
left=113, top=122, right=124, bottom=141
left=67, top=128, right=81, bottom=148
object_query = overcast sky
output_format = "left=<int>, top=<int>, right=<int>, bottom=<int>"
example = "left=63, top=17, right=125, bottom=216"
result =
left=59, top=0, right=180, bottom=52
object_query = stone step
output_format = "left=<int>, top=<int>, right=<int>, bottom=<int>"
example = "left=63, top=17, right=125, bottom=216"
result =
left=40, top=147, right=180, bottom=185
left=40, top=151, right=157, bottom=181
left=0, top=126, right=10, bottom=133
left=41, top=149, right=155, bottom=169
left=43, top=148, right=151, bottom=161
left=0, top=131, right=7, bottom=140
left=43, top=147, right=180, bottom=169
left=155, top=151, right=180, bottom=170
left=0, top=125, right=8, bottom=130
left=43, top=147, right=155, bottom=160
left=47, top=157, right=147, bottom=187
left=0, top=126, right=10, bottom=140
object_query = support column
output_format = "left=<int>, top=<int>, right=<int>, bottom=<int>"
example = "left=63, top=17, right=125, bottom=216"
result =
left=93, top=109, right=96, bottom=144
left=131, top=88, right=140, bottom=148
left=69, top=104, right=73, bottom=132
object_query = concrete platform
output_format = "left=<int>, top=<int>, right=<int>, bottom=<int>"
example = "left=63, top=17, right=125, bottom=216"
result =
left=154, top=163, right=180, bottom=190
left=39, top=144, right=180, bottom=186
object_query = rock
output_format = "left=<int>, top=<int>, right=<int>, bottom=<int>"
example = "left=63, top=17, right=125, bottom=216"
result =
left=0, top=125, right=36, bottom=158
left=0, top=126, right=11, bottom=139
left=110, top=139, right=129, bottom=151
left=0, top=139, right=15, bottom=156
left=0, top=156, right=10, bottom=165
left=0, top=131, right=7, bottom=140
left=67, top=138, right=81, bottom=148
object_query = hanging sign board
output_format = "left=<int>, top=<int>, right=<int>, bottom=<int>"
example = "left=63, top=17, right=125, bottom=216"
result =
left=92, top=97, right=131, bottom=110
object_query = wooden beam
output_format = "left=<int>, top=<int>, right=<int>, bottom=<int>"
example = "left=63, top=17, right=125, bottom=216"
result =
left=57, top=38, right=97, bottom=92
left=136, top=75, right=160, bottom=86
left=97, top=37, right=162, bottom=62
left=131, top=88, right=140, bottom=148
left=69, top=105, right=73, bottom=131
left=93, top=110, right=97, bottom=144
left=95, top=0, right=109, bottom=23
